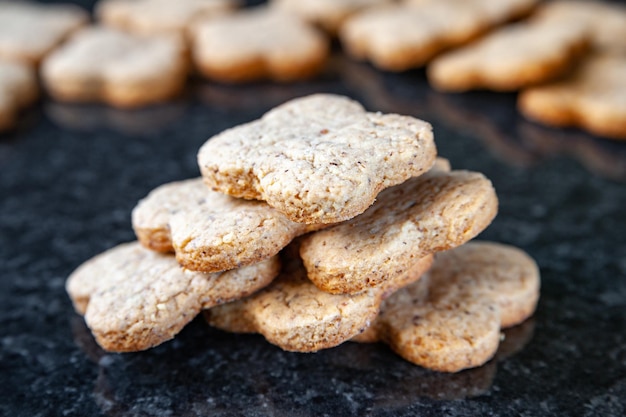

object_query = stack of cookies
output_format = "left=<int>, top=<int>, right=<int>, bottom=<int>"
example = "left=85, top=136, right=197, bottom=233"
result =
left=67, top=94, right=540, bottom=373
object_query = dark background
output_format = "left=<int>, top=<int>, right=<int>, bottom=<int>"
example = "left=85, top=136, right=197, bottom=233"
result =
left=1, top=1, right=625, bottom=416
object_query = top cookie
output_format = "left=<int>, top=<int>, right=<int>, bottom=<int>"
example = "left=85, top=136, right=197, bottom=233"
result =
left=197, top=94, right=437, bottom=224
left=96, top=0, right=238, bottom=36
left=0, top=1, right=87, bottom=65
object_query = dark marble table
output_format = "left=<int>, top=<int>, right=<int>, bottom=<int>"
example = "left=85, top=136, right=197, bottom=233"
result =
left=2, top=2, right=626, bottom=416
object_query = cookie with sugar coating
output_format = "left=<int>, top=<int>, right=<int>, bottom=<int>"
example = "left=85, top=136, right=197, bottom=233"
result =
left=340, top=0, right=539, bottom=71
left=270, top=0, right=392, bottom=36
left=427, top=21, right=589, bottom=92
left=96, top=0, right=238, bottom=36
left=0, top=1, right=87, bottom=66
left=299, top=163, right=498, bottom=294
left=352, top=241, right=540, bottom=372
left=66, top=241, right=280, bottom=352
left=197, top=94, right=437, bottom=224
left=205, top=250, right=433, bottom=352
left=0, top=60, right=38, bottom=131
left=518, top=53, right=626, bottom=141
left=41, top=26, right=188, bottom=108
left=191, top=7, right=329, bottom=83
left=132, top=177, right=325, bottom=272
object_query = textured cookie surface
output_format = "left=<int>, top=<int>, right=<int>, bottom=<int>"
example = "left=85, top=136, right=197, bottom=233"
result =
left=534, top=0, right=626, bottom=54
left=96, top=0, right=237, bottom=36
left=518, top=53, right=626, bottom=140
left=198, top=94, right=436, bottom=224
left=340, top=0, right=539, bottom=71
left=191, top=7, right=329, bottom=82
left=66, top=241, right=280, bottom=352
left=205, top=250, right=433, bottom=352
left=0, top=1, right=87, bottom=65
left=132, top=178, right=325, bottom=272
left=428, top=21, right=588, bottom=92
left=299, top=164, right=498, bottom=294
left=353, top=241, right=540, bottom=372
left=41, top=26, right=188, bottom=108
left=271, top=0, right=391, bottom=35
left=0, top=60, right=38, bottom=131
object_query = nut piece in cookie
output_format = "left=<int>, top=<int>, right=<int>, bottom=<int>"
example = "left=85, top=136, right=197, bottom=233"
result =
left=0, top=60, right=38, bottom=131
left=205, top=249, right=433, bottom=352
left=132, top=178, right=325, bottom=272
left=197, top=94, right=437, bottom=224
left=428, top=21, right=589, bottom=92
left=0, top=1, right=87, bottom=66
left=191, top=7, right=329, bottom=82
left=96, top=0, right=238, bottom=36
left=353, top=241, right=540, bottom=372
left=66, top=241, right=280, bottom=352
left=518, top=53, right=626, bottom=141
left=299, top=163, right=498, bottom=294
left=271, top=0, right=392, bottom=36
left=340, top=0, right=539, bottom=71
left=41, top=26, right=188, bottom=108
left=533, top=0, right=626, bottom=55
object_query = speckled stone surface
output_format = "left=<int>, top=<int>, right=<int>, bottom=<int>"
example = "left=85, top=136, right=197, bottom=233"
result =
left=1, top=2, right=626, bottom=416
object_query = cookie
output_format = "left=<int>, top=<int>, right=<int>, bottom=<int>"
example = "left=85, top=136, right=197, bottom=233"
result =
left=197, top=94, right=437, bottom=224
left=191, top=7, right=329, bottom=82
left=41, top=26, right=188, bottom=108
left=340, top=0, right=539, bottom=71
left=205, top=249, right=434, bottom=352
left=352, top=241, right=540, bottom=372
left=299, top=162, right=498, bottom=294
left=427, top=21, right=588, bottom=92
left=132, top=177, right=325, bottom=272
left=66, top=241, right=280, bottom=352
left=271, top=0, right=392, bottom=36
left=0, top=60, right=38, bottom=131
left=533, top=0, right=626, bottom=54
left=96, top=0, right=238, bottom=36
left=518, top=53, right=626, bottom=141
left=0, top=1, right=87, bottom=66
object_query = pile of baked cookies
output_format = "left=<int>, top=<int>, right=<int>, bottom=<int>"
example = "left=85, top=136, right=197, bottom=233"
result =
left=1, top=0, right=625, bottom=139
left=67, top=93, right=540, bottom=373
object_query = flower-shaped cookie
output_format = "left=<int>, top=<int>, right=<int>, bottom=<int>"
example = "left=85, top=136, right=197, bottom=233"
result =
left=41, top=26, right=188, bottom=108
left=428, top=21, right=588, bottom=92
left=299, top=163, right=498, bottom=294
left=66, top=242, right=280, bottom=352
left=340, top=0, right=539, bottom=71
left=353, top=241, right=540, bottom=372
left=205, top=250, right=433, bottom=352
left=197, top=94, right=437, bottom=224
left=0, top=0, right=87, bottom=65
left=132, top=178, right=325, bottom=272
left=191, top=7, right=329, bottom=82
left=96, top=0, right=238, bottom=36
left=518, top=53, right=626, bottom=140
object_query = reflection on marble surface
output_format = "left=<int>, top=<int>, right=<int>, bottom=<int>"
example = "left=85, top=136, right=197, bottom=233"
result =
left=45, top=101, right=187, bottom=136
left=519, top=122, right=626, bottom=183
left=195, top=63, right=342, bottom=113
left=71, top=315, right=534, bottom=416
left=427, top=92, right=539, bottom=168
